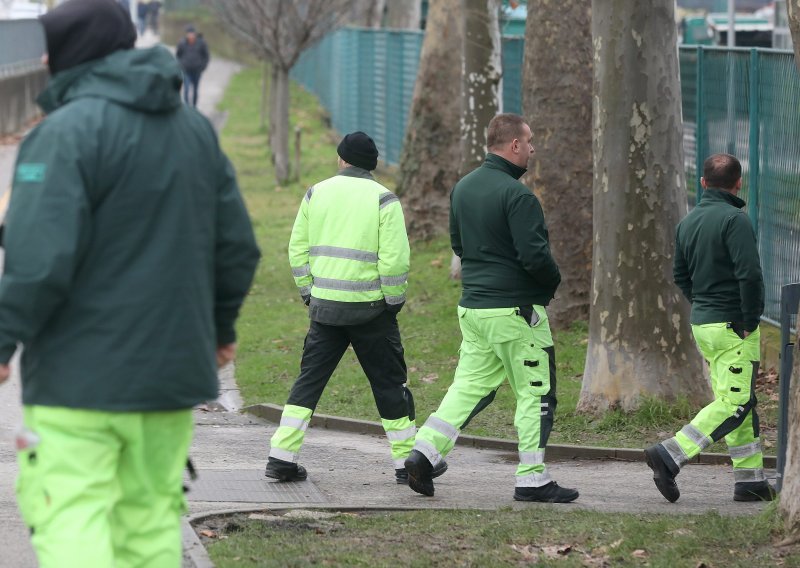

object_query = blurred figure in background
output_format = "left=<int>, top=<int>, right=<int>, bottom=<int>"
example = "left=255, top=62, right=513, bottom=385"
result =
left=176, top=24, right=210, bottom=107
left=136, top=0, right=150, bottom=35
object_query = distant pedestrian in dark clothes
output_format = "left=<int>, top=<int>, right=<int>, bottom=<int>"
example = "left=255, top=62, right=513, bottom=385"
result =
left=176, top=25, right=209, bottom=107
left=136, top=0, right=149, bottom=36
left=148, top=0, right=161, bottom=33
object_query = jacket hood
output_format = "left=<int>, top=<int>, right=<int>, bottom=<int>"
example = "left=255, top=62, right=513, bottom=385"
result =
left=37, top=46, right=183, bottom=114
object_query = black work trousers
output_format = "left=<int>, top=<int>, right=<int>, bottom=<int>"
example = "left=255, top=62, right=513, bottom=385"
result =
left=286, top=311, right=414, bottom=421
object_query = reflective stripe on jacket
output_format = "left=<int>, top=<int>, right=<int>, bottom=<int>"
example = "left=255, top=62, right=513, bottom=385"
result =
left=288, top=167, right=409, bottom=318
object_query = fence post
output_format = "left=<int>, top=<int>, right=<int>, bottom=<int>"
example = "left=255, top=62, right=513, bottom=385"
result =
left=777, top=283, right=800, bottom=492
left=748, top=49, right=760, bottom=236
left=695, top=46, right=705, bottom=203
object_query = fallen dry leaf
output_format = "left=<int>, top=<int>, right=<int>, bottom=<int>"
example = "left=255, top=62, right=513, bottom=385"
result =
left=421, top=373, right=438, bottom=383
left=631, top=549, right=648, bottom=559
left=541, top=544, right=572, bottom=558
left=510, top=544, right=538, bottom=561
left=199, top=529, right=217, bottom=538
left=430, top=258, right=443, bottom=268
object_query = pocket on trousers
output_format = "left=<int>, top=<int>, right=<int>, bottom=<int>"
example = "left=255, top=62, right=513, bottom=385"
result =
left=523, top=345, right=550, bottom=396
left=721, top=362, right=753, bottom=406
left=475, top=308, right=522, bottom=343
left=15, top=443, right=47, bottom=531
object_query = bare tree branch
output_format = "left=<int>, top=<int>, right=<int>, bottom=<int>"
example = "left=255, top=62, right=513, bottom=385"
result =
left=210, top=0, right=353, bottom=183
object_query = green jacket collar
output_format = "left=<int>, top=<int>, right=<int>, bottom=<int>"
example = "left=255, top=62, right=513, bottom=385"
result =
left=37, top=46, right=182, bottom=114
left=702, top=188, right=746, bottom=209
left=338, top=166, right=375, bottom=180
left=483, top=153, right=527, bottom=180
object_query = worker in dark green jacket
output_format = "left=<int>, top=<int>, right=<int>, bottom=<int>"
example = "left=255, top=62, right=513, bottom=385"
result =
left=404, top=113, right=578, bottom=503
left=645, top=154, right=774, bottom=503
left=0, top=1, right=260, bottom=566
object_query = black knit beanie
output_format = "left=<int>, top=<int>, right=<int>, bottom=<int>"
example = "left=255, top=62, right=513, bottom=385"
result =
left=337, top=131, right=379, bottom=171
left=39, top=0, right=137, bottom=75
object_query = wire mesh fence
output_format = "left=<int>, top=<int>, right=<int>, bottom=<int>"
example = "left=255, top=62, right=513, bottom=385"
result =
left=679, top=46, right=800, bottom=323
left=294, top=30, right=800, bottom=323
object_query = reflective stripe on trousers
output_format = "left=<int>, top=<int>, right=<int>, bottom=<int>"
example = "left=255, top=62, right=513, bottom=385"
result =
left=413, top=305, right=555, bottom=482
left=383, top=416, right=416, bottom=466
left=661, top=324, right=763, bottom=474
left=269, top=404, right=313, bottom=463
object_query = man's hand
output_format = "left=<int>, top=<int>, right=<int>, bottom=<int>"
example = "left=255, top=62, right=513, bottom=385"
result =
left=743, top=330, right=751, bottom=338
left=0, top=364, right=10, bottom=385
left=216, top=343, right=236, bottom=368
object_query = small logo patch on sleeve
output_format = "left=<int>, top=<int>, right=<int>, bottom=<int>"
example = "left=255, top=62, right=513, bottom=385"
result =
left=15, top=163, right=46, bottom=183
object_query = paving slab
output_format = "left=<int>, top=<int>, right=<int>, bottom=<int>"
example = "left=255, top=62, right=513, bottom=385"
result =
left=186, top=410, right=773, bottom=519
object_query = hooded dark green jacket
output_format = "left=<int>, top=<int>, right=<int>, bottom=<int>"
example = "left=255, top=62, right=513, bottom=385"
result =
left=0, top=46, right=260, bottom=411
left=673, top=189, right=763, bottom=331
left=450, top=153, right=561, bottom=308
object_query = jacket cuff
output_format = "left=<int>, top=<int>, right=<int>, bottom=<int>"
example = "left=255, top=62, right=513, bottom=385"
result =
left=0, top=343, right=16, bottom=365
left=216, top=327, right=236, bottom=346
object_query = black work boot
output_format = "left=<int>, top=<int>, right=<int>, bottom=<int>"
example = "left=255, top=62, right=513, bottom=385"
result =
left=395, top=459, right=448, bottom=484
left=404, top=449, right=435, bottom=496
left=734, top=480, right=777, bottom=502
left=513, top=482, right=579, bottom=503
left=265, top=456, right=308, bottom=482
left=644, top=444, right=680, bottom=502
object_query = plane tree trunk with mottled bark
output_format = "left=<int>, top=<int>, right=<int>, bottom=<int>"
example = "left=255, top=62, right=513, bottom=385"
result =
left=577, top=0, right=709, bottom=413
left=451, top=0, right=501, bottom=279
left=385, top=0, right=421, bottom=29
left=396, top=0, right=463, bottom=240
left=778, top=0, right=800, bottom=541
left=459, top=0, right=501, bottom=177
left=522, top=0, right=592, bottom=329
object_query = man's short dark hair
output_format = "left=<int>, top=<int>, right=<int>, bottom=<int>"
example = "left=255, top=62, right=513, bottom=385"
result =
left=486, top=114, right=527, bottom=150
left=703, top=153, right=742, bottom=190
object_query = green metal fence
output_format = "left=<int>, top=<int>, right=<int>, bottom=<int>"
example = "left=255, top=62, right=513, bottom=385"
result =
left=292, top=29, right=524, bottom=164
left=679, top=46, right=800, bottom=324
left=163, top=0, right=205, bottom=11
left=292, top=29, right=800, bottom=323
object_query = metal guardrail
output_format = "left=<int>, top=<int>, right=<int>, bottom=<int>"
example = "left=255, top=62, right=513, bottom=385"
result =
left=0, top=19, right=47, bottom=71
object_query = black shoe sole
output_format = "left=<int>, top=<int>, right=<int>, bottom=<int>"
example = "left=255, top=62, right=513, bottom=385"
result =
left=405, top=461, right=434, bottom=496
left=265, top=467, right=307, bottom=482
left=734, top=491, right=776, bottom=502
left=644, top=447, right=680, bottom=503
left=398, top=460, right=448, bottom=486
left=513, top=491, right=579, bottom=503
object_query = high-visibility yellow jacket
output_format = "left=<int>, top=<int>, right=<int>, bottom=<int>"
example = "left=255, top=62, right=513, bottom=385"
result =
left=288, top=167, right=409, bottom=324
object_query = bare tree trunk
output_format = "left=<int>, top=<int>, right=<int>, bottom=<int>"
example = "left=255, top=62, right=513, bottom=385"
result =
left=779, top=0, right=800, bottom=538
left=385, top=0, right=422, bottom=29
left=460, top=0, right=501, bottom=177
left=268, top=65, right=279, bottom=166
left=271, top=65, right=291, bottom=183
left=396, top=0, right=463, bottom=240
left=788, top=0, right=800, bottom=63
left=260, top=61, right=270, bottom=130
left=577, top=0, right=709, bottom=413
left=450, top=0, right=501, bottom=279
left=522, top=0, right=592, bottom=329
left=348, top=0, right=386, bottom=27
